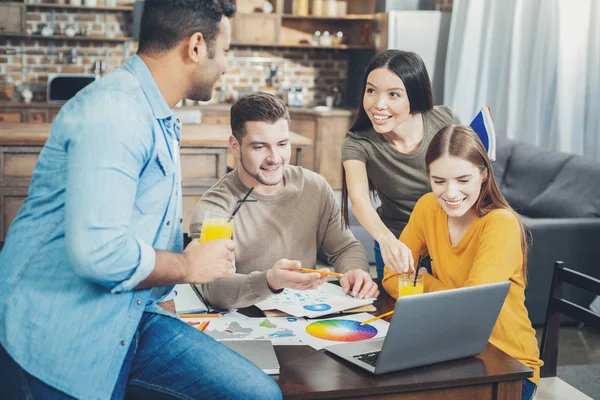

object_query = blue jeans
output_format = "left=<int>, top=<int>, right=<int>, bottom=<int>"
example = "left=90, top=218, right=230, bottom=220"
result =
left=0, top=312, right=282, bottom=400
left=374, top=240, right=385, bottom=280
left=522, top=378, right=537, bottom=400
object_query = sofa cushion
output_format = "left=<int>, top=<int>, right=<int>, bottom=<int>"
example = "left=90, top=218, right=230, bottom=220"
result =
left=496, top=140, right=574, bottom=217
left=529, top=156, right=600, bottom=218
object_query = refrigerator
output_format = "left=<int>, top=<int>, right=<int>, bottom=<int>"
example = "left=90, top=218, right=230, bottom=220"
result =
left=375, top=10, right=452, bottom=104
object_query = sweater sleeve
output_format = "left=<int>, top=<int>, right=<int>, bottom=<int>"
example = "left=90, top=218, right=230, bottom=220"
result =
left=190, top=189, right=276, bottom=309
left=424, top=210, right=523, bottom=292
left=382, top=195, right=428, bottom=299
left=463, top=211, right=523, bottom=286
left=196, top=270, right=274, bottom=310
left=320, top=182, right=369, bottom=275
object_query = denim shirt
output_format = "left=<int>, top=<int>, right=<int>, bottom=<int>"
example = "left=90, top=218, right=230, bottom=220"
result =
left=0, top=55, right=183, bottom=400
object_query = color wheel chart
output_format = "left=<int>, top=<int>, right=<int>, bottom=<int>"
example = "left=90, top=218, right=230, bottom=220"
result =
left=305, top=320, right=378, bottom=342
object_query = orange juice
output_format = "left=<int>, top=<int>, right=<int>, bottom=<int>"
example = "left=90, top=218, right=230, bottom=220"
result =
left=199, top=218, right=234, bottom=243
left=398, top=273, right=424, bottom=297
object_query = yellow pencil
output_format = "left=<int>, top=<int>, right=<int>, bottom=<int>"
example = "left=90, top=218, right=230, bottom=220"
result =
left=201, top=321, right=210, bottom=332
left=360, top=310, right=394, bottom=326
left=178, top=313, right=223, bottom=318
left=197, top=321, right=207, bottom=331
left=298, top=267, right=343, bottom=278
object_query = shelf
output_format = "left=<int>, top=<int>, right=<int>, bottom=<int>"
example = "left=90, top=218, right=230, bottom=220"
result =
left=0, top=34, right=130, bottom=43
left=282, top=14, right=376, bottom=21
left=25, top=3, right=133, bottom=11
left=231, top=42, right=373, bottom=50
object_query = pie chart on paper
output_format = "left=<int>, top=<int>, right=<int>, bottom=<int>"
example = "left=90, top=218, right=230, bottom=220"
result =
left=305, top=320, right=378, bottom=342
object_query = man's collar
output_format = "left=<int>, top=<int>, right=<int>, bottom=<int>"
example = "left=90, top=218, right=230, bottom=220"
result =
left=124, top=54, right=173, bottom=120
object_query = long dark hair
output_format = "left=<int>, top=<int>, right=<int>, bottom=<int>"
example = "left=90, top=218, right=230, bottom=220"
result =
left=341, top=50, right=434, bottom=228
left=426, top=125, right=530, bottom=283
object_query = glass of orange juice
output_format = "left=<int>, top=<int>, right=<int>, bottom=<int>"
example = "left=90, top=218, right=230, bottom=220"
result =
left=398, top=272, right=424, bottom=297
left=198, top=210, right=234, bottom=243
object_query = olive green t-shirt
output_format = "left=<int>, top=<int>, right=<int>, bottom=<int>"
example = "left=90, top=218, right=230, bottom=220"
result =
left=341, top=105, right=460, bottom=238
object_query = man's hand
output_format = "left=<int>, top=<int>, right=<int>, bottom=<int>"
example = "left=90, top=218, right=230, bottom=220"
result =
left=340, top=269, right=379, bottom=299
left=182, top=239, right=235, bottom=284
left=266, top=259, right=328, bottom=292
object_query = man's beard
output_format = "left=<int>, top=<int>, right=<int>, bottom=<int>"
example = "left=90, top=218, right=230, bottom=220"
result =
left=187, top=80, right=213, bottom=102
left=240, top=153, right=283, bottom=187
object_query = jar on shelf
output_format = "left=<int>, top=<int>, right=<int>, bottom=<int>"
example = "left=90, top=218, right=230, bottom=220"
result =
left=319, top=30, right=332, bottom=46
left=312, top=0, right=324, bottom=16
left=325, top=0, right=337, bottom=17
left=311, top=30, right=321, bottom=46
left=332, top=30, right=344, bottom=45
left=296, top=0, right=309, bottom=16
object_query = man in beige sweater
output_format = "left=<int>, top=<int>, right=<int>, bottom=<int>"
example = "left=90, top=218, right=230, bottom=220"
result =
left=189, top=93, right=379, bottom=309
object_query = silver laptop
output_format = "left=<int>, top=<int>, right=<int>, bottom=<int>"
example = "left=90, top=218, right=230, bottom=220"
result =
left=221, top=340, right=280, bottom=375
left=325, top=281, right=510, bottom=374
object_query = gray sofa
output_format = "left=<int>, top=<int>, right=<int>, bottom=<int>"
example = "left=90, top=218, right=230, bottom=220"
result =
left=494, top=137, right=600, bottom=325
left=343, top=137, right=600, bottom=326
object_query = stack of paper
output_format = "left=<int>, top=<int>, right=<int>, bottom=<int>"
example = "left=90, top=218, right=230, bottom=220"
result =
left=255, top=283, right=375, bottom=318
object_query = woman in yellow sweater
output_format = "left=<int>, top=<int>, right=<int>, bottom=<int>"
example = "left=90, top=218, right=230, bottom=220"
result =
left=382, top=124, right=542, bottom=400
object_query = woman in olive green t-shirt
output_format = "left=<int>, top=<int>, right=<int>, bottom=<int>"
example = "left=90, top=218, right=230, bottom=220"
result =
left=341, top=50, right=460, bottom=279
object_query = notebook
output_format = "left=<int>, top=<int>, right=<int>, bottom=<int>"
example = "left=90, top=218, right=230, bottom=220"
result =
left=173, top=284, right=208, bottom=314
left=221, top=340, right=280, bottom=375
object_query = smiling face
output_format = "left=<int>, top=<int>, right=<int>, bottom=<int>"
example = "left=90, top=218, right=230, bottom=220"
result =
left=362, top=67, right=412, bottom=134
left=188, top=17, right=231, bottom=101
left=231, top=118, right=291, bottom=195
left=428, top=154, right=487, bottom=222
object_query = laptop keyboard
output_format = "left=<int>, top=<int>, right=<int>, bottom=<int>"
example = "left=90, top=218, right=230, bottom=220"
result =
left=353, top=351, right=381, bottom=367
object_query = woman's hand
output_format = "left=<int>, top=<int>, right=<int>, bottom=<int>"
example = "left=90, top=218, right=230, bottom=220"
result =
left=378, top=233, right=414, bottom=274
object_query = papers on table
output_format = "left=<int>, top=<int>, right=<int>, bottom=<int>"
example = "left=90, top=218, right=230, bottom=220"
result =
left=189, top=313, right=307, bottom=345
left=187, top=312, right=389, bottom=350
left=255, top=283, right=375, bottom=318
left=296, top=313, right=390, bottom=350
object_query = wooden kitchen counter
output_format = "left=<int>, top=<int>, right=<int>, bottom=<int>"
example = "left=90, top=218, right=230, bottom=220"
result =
left=0, top=123, right=312, bottom=240
left=0, top=123, right=313, bottom=148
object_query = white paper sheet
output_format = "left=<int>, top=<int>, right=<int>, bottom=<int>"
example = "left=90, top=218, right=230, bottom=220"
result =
left=295, top=312, right=389, bottom=350
left=255, top=283, right=375, bottom=318
left=193, top=314, right=308, bottom=345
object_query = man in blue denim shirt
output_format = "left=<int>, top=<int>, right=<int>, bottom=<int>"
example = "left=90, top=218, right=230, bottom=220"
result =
left=0, top=1, right=281, bottom=399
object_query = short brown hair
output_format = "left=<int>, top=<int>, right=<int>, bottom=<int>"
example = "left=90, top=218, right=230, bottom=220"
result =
left=230, top=93, right=290, bottom=142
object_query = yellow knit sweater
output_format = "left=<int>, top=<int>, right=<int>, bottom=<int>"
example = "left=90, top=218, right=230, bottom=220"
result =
left=383, top=193, right=543, bottom=385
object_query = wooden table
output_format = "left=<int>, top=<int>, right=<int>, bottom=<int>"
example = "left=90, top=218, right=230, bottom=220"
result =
left=243, top=289, right=532, bottom=399
left=0, top=123, right=313, bottom=166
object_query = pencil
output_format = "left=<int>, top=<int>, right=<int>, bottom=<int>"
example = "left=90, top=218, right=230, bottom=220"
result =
left=360, top=310, right=394, bottom=326
left=197, top=321, right=207, bottom=331
left=298, top=267, right=343, bottom=278
left=178, top=313, right=223, bottom=318
left=201, top=321, right=210, bottom=332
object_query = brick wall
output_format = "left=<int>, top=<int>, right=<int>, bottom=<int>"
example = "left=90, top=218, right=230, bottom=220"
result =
left=1, top=0, right=451, bottom=105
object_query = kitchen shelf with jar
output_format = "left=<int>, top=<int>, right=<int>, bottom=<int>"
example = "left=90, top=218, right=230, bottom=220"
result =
left=229, top=0, right=376, bottom=49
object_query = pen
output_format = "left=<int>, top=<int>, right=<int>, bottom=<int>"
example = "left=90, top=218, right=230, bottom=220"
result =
left=178, top=313, right=223, bottom=318
left=298, top=267, right=343, bottom=278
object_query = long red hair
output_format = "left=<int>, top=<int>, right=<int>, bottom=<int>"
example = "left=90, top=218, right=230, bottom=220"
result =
left=425, top=125, right=530, bottom=284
